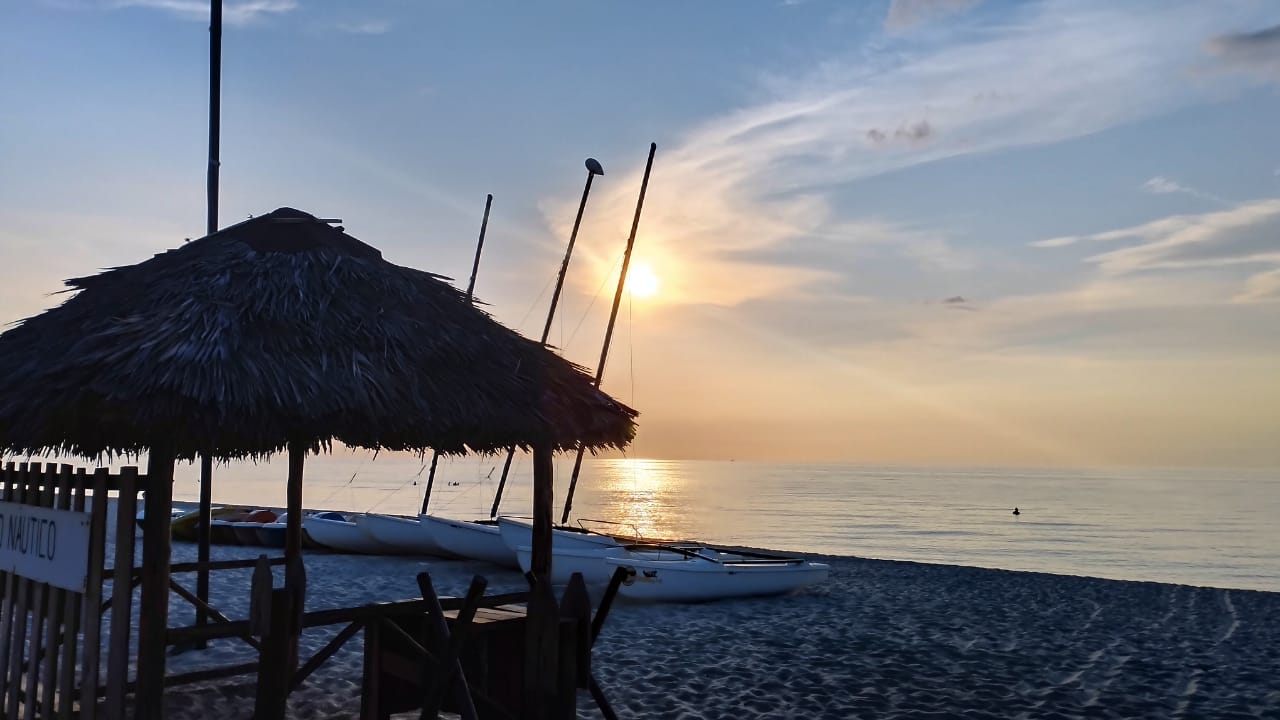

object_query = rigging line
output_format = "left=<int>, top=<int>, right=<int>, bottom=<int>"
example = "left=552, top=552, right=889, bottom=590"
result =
left=516, top=272, right=558, bottom=334
left=364, top=464, right=427, bottom=513
left=565, top=251, right=625, bottom=352
left=313, top=453, right=373, bottom=508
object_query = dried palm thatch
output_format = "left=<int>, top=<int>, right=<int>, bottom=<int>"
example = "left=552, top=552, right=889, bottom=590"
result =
left=0, top=207, right=637, bottom=461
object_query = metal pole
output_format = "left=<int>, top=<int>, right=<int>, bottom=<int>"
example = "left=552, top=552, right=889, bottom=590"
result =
left=196, top=0, right=222, bottom=648
left=562, top=143, right=656, bottom=524
left=490, top=159, right=604, bottom=518
left=421, top=194, right=493, bottom=514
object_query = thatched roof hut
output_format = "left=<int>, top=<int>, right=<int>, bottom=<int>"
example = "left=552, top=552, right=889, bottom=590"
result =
left=0, top=207, right=638, bottom=715
left=0, top=207, right=637, bottom=460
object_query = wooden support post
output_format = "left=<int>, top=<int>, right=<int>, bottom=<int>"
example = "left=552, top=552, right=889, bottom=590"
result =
left=530, top=444, right=554, bottom=582
left=285, top=443, right=305, bottom=566
left=135, top=451, right=175, bottom=720
left=195, top=453, right=212, bottom=650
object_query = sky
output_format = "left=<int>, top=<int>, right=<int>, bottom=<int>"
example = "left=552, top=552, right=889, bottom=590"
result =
left=2, top=0, right=1279, bottom=468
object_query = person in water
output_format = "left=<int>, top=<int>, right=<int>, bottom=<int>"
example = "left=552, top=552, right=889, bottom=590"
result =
left=1012, top=507, right=1021, bottom=516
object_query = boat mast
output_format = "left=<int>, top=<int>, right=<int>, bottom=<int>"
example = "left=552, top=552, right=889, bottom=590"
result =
left=420, top=193, right=493, bottom=514
left=562, top=142, right=657, bottom=524
left=194, top=0, right=223, bottom=648
left=489, top=158, right=604, bottom=518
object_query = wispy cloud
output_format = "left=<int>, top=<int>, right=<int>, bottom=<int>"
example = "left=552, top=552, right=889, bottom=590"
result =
left=1206, top=23, right=1280, bottom=82
left=336, top=18, right=391, bottom=35
left=1085, top=199, right=1280, bottom=276
left=1032, top=199, right=1280, bottom=304
left=97, top=0, right=296, bottom=25
left=1140, top=175, right=1228, bottom=205
left=885, top=0, right=980, bottom=33
left=558, top=1, right=1250, bottom=308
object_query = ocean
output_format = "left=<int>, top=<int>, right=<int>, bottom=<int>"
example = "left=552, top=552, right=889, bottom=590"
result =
left=164, top=454, right=1280, bottom=593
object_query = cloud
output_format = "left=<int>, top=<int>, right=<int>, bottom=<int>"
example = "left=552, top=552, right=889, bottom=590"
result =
left=1206, top=24, right=1280, bottom=81
left=336, top=19, right=391, bottom=35
left=556, top=1, right=1251, bottom=309
left=1082, top=199, right=1280, bottom=275
left=866, top=120, right=934, bottom=147
left=886, top=0, right=980, bottom=32
left=1140, top=175, right=1228, bottom=205
left=104, top=0, right=296, bottom=24
left=1235, top=267, right=1280, bottom=302
left=1032, top=199, right=1280, bottom=303
left=1141, top=176, right=1186, bottom=194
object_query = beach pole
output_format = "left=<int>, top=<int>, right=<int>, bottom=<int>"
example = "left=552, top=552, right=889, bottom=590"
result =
left=421, top=194, right=493, bottom=514
left=195, top=0, right=222, bottom=648
left=561, top=142, right=656, bottom=525
left=491, top=159, right=603, bottom=518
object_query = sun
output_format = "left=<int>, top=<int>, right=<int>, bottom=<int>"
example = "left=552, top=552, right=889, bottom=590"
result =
left=627, top=262, right=660, bottom=299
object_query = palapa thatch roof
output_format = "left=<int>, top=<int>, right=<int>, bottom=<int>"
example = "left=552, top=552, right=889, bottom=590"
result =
left=0, top=207, right=637, bottom=461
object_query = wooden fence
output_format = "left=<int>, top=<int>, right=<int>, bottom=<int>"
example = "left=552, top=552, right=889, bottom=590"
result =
left=0, top=462, right=145, bottom=720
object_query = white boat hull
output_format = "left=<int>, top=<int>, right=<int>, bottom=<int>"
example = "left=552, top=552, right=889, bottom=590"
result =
left=515, top=545, right=634, bottom=585
left=605, top=551, right=830, bottom=603
left=420, top=515, right=517, bottom=568
left=302, top=515, right=392, bottom=554
left=497, top=516, right=622, bottom=554
left=356, top=513, right=454, bottom=557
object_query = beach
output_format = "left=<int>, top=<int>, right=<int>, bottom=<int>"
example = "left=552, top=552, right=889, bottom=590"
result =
left=136, top=534, right=1280, bottom=719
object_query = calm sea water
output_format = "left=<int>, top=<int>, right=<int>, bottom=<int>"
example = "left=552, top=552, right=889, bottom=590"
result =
left=164, top=455, right=1280, bottom=593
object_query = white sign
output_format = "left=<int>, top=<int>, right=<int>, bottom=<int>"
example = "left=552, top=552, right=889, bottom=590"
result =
left=0, top=501, right=91, bottom=593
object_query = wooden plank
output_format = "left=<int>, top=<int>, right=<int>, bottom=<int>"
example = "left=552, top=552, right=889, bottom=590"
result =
left=290, top=620, right=361, bottom=691
left=5, top=464, right=37, bottom=720
left=134, top=452, right=174, bottom=720
left=523, top=576, right=559, bottom=720
left=79, top=468, right=110, bottom=720
left=104, top=468, right=138, bottom=720
left=253, top=589, right=292, bottom=720
left=58, top=468, right=89, bottom=720
left=0, top=463, right=21, bottom=696
left=417, top=572, right=481, bottom=720
left=558, top=573, right=592, bottom=689
left=37, top=465, right=75, bottom=717
left=23, top=463, right=58, bottom=720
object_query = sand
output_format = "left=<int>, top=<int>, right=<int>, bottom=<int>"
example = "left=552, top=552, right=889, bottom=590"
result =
left=98, top=516, right=1280, bottom=719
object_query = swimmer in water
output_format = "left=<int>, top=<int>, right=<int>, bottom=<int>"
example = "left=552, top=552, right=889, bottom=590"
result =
left=1012, top=507, right=1021, bottom=516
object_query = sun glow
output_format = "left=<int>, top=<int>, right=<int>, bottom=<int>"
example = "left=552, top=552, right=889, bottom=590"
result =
left=627, top=262, right=660, bottom=299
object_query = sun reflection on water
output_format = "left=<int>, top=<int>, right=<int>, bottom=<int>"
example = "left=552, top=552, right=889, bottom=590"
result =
left=587, top=458, right=682, bottom=541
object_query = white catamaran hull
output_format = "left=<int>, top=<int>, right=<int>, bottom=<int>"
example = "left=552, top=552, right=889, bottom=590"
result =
left=302, top=515, right=393, bottom=554
left=496, top=516, right=623, bottom=554
left=515, top=544, right=636, bottom=585
left=419, top=515, right=518, bottom=568
left=355, top=513, right=454, bottom=557
left=604, top=552, right=830, bottom=603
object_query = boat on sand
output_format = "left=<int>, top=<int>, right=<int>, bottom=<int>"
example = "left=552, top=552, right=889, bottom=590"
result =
left=420, top=515, right=517, bottom=568
left=302, top=512, right=393, bottom=554
left=355, top=513, right=454, bottom=557
left=516, top=542, right=828, bottom=602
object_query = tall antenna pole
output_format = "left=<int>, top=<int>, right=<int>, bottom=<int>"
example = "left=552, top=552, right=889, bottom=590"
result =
left=489, top=158, right=604, bottom=518
left=195, top=0, right=223, bottom=648
left=421, top=194, right=493, bottom=514
left=562, top=142, right=656, bottom=524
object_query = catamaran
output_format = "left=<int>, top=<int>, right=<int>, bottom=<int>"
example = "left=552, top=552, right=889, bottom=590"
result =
left=513, top=542, right=829, bottom=602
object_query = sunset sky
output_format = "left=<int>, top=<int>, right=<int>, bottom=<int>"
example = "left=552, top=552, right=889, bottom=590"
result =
left=3, top=0, right=1278, bottom=468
